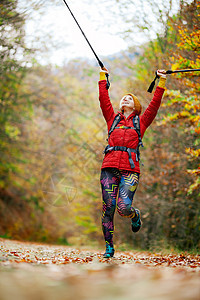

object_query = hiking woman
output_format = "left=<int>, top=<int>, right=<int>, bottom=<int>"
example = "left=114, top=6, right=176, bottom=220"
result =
left=99, top=67, right=167, bottom=258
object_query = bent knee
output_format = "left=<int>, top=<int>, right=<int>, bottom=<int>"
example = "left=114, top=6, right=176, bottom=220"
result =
left=117, top=205, right=132, bottom=217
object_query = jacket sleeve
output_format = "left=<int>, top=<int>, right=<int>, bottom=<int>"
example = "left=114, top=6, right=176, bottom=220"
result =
left=98, top=79, right=115, bottom=125
left=140, top=86, right=165, bottom=129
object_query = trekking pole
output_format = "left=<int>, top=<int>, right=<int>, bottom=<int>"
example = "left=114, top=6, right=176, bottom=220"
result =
left=147, top=68, right=200, bottom=93
left=62, top=0, right=110, bottom=89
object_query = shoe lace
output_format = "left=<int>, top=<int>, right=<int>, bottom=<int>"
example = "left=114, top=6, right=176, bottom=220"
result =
left=106, top=244, right=113, bottom=253
left=132, top=214, right=140, bottom=226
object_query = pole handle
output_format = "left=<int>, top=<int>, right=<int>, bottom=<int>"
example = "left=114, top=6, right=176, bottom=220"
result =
left=99, top=61, right=110, bottom=90
left=98, top=60, right=104, bottom=69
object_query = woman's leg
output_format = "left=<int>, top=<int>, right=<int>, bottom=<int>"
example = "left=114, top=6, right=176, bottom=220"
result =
left=117, top=170, right=139, bottom=218
left=100, top=168, right=120, bottom=247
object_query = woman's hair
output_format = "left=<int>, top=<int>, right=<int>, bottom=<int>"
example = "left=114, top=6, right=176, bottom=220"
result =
left=120, top=93, right=142, bottom=115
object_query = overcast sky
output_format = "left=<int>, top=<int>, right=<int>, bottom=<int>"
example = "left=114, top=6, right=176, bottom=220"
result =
left=23, top=0, right=129, bottom=65
left=21, top=0, right=181, bottom=65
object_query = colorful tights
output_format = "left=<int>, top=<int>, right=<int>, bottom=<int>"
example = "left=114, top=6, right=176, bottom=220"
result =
left=100, top=167, right=139, bottom=247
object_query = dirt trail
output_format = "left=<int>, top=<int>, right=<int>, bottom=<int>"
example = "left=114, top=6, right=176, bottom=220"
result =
left=0, top=238, right=199, bottom=300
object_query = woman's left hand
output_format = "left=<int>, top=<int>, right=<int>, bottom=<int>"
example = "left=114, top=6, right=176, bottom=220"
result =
left=157, top=70, right=166, bottom=78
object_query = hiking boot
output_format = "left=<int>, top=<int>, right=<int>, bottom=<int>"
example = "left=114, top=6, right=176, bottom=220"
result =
left=103, top=244, right=115, bottom=258
left=131, top=209, right=141, bottom=233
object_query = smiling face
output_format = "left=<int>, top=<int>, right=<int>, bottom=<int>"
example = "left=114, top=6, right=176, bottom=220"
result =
left=119, top=94, right=135, bottom=111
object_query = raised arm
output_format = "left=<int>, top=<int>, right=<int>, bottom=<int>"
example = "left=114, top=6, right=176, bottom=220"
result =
left=98, top=68, right=115, bottom=124
left=141, top=70, right=166, bottom=129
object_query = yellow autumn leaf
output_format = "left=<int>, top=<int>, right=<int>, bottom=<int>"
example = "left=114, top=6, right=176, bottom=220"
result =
left=171, top=63, right=180, bottom=71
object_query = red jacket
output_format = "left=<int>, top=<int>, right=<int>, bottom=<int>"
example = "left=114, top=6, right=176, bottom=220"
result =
left=99, top=79, right=165, bottom=173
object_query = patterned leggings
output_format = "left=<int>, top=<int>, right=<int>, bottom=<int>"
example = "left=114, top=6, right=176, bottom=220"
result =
left=100, top=167, right=140, bottom=247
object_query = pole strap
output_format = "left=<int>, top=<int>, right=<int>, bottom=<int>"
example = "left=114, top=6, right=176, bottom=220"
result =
left=147, top=73, right=159, bottom=93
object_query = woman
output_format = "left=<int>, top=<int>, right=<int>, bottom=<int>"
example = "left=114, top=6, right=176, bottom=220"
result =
left=99, top=67, right=167, bottom=258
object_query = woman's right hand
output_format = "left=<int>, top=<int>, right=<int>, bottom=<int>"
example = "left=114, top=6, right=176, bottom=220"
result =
left=100, top=66, right=109, bottom=74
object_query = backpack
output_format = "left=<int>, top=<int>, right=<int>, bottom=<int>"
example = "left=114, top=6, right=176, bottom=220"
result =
left=104, top=113, right=144, bottom=169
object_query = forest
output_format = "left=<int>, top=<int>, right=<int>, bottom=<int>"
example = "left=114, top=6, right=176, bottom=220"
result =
left=0, top=0, right=199, bottom=252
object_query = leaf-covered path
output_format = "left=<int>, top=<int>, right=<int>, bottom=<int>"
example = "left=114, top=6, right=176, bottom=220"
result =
left=0, top=238, right=199, bottom=300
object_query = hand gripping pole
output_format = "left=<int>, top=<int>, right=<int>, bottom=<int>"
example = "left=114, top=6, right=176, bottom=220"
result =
left=147, top=69, right=200, bottom=93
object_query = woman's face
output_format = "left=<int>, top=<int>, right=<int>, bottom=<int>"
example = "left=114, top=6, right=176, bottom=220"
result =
left=120, top=95, right=135, bottom=111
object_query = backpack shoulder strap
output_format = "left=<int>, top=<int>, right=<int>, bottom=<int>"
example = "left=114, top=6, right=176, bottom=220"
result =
left=107, top=113, right=121, bottom=140
left=133, top=115, right=143, bottom=147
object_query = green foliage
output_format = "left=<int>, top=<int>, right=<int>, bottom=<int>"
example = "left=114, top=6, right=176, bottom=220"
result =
left=57, top=236, right=70, bottom=245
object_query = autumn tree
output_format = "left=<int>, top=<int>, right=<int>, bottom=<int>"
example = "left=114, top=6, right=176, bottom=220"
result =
left=0, top=0, right=34, bottom=189
left=0, top=0, right=62, bottom=242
